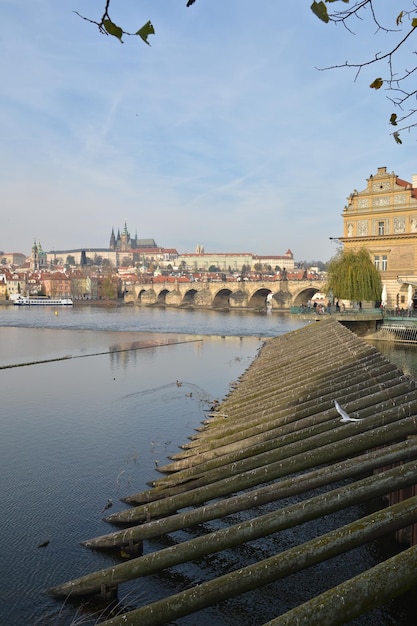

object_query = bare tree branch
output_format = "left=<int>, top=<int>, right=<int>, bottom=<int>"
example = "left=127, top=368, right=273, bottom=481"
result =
left=73, top=1, right=417, bottom=140
left=314, top=0, right=417, bottom=141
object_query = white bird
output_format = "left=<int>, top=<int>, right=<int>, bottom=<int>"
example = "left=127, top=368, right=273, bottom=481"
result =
left=334, top=399, right=363, bottom=423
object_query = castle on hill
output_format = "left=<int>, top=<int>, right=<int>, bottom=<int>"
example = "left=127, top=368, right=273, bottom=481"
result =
left=43, top=222, right=177, bottom=268
left=109, top=222, right=157, bottom=252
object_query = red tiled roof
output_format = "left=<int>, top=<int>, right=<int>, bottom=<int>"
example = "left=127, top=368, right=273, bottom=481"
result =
left=180, top=252, right=253, bottom=257
left=397, top=177, right=417, bottom=199
left=396, top=177, right=411, bottom=188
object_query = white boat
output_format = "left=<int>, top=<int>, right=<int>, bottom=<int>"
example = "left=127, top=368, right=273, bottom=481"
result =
left=13, top=296, right=73, bottom=306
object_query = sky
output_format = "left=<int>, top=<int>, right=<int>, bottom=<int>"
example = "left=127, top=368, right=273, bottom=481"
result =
left=1, top=0, right=417, bottom=262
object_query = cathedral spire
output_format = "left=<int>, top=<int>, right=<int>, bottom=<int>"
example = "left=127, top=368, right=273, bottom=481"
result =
left=110, top=228, right=116, bottom=250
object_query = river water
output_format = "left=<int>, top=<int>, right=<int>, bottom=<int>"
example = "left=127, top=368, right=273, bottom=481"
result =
left=0, top=304, right=415, bottom=625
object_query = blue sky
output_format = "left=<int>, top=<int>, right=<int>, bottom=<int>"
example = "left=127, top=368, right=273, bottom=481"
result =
left=1, top=0, right=416, bottom=262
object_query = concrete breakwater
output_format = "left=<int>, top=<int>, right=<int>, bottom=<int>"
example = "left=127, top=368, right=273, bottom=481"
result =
left=49, top=318, right=417, bottom=625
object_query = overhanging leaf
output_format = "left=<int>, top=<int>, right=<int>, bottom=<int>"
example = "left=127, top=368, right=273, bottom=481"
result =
left=310, top=1, right=329, bottom=24
left=370, top=77, right=383, bottom=89
left=389, top=113, right=398, bottom=126
left=103, top=19, right=123, bottom=43
left=412, top=18, right=417, bottom=28
left=393, top=131, right=402, bottom=144
left=136, top=21, right=155, bottom=45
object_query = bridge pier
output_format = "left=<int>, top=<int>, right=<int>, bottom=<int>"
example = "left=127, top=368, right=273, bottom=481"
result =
left=140, top=289, right=156, bottom=305
left=165, top=290, right=182, bottom=306
left=229, top=290, right=248, bottom=308
left=192, top=289, right=213, bottom=307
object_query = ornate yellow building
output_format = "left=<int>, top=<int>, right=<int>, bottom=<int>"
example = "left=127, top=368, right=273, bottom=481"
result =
left=340, top=166, right=417, bottom=310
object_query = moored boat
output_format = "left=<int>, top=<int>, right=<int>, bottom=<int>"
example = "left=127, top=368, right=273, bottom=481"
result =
left=13, top=296, right=73, bottom=306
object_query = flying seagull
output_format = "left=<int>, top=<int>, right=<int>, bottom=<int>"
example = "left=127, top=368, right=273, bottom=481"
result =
left=334, top=399, right=363, bottom=423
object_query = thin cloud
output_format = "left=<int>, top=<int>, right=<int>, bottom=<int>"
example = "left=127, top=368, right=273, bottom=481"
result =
left=0, top=1, right=415, bottom=260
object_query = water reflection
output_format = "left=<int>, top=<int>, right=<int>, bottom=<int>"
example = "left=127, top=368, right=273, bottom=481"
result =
left=0, top=327, right=261, bottom=626
left=107, top=336, right=204, bottom=369
left=371, top=340, right=417, bottom=380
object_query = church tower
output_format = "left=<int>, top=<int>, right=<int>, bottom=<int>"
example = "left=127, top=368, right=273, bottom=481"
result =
left=31, top=240, right=47, bottom=271
left=120, top=221, right=130, bottom=252
left=31, top=239, right=39, bottom=271
left=109, top=228, right=116, bottom=250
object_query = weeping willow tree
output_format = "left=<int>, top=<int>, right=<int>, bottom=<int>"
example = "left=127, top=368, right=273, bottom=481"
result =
left=326, top=248, right=382, bottom=303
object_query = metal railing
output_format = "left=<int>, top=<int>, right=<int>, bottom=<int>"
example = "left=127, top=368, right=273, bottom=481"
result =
left=376, top=324, right=417, bottom=343
left=290, top=306, right=383, bottom=316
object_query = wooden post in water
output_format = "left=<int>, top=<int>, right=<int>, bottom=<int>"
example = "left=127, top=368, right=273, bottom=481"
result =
left=49, top=466, right=417, bottom=600
left=47, top=318, right=417, bottom=624
left=151, top=395, right=417, bottom=491
left=84, top=439, right=417, bottom=550
left=110, top=416, right=417, bottom=522
left=264, top=544, right=417, bottom=626
left=91, top=496, right=417, bottom=626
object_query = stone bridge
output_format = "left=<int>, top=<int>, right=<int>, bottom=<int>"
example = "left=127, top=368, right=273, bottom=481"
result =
left=124, top=279, right=325, bottom=310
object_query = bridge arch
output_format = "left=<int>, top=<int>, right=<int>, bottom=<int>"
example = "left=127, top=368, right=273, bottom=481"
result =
left=245, top=286, right=293, bottom=310
left=136, top=288, right=147, bottom=303
left=247, top=288, right=272, bottom=310
left=212, top=288, right=232, bottom=308
left=292, top=286, right=322, bottom=306
left=182, top=288, right=198, bottom=306
left=156, top=288, right=170, bottom=305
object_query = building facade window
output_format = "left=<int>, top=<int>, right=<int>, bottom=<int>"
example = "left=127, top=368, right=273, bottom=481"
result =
left=381, top=255, right=388, bottom=271
left=374, top=255, right=380, bottom=269
left=378, top=221, right=385, bottom=235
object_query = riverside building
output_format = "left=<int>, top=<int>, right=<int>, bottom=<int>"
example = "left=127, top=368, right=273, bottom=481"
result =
left=340, top=166, right=417, bottom=310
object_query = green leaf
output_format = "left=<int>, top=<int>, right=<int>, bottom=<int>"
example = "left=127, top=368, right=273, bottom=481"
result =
left=389, top=113, right=398, bottom=126
left=103, top=19, right=123, bottom=43
left=369, top=77, right=383, bottom=90
left=311, top=1, right=329, bottom=23
left=136, top=21, right=155, bottom=45
left=393, top=131, right=402, bottom=144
